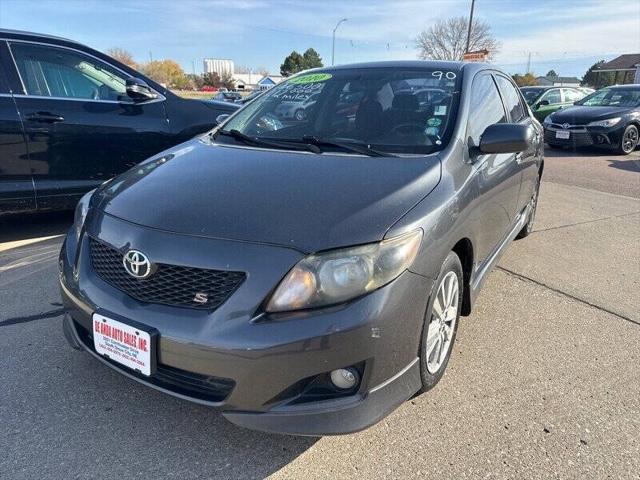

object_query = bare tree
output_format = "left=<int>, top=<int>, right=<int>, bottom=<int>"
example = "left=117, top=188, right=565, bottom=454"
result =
left=415, top=17, right=500, bottom=61
left=106, top=47, right=137, bottom=69
left=235, top=65, right=251, bottom=74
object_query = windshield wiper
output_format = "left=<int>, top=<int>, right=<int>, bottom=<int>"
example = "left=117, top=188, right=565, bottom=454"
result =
left=215, top=129, right=321, bottom=153
left=300, top=136, right=397, bottom=157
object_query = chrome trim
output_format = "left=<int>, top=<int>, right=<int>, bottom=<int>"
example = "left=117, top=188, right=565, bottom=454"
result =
left=4, top=38, right=165, bottom=104
left=10, top=93, right=165, bottom=105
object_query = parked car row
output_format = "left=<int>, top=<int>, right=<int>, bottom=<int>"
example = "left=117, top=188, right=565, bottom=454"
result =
left=531, top=84, right=640, bottom=155
left=0, top=29, right=239, bottom=215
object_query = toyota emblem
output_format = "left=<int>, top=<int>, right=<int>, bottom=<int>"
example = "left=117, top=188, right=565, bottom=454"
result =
left=123, top=250, right=153, bottom=279
left=562, top=123, right=571, bottom=130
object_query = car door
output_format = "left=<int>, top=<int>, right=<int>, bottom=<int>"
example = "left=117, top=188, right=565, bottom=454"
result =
left=494, top=74, right=540, bottom=215
left=465, top=72, right=522, bottom=269
left=8, top=40, right=171, bottom=210
left=532, top=88, right=562, bottom=121
left=0, top=41, right=35, bottom=213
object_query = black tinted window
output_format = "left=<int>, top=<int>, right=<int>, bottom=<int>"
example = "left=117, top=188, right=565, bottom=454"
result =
left=10, top=42, right=127, bottom=101
left=467, top=73, right=506, bottom=146
left=495, top=75, right=526, bottom=122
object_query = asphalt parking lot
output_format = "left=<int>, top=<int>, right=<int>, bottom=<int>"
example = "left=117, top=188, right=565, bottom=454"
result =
left=0, top=147, right=638, bottom=480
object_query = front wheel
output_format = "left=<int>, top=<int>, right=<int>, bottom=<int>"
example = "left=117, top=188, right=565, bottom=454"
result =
left=418, top=252, right=463, bottom=392
left=618, top=124, right=639, bottom=155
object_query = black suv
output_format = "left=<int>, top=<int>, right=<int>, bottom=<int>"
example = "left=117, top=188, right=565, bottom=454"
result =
left=0, top=29, right=239, bottom=215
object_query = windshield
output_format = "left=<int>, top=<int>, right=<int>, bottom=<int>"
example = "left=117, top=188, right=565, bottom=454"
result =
left=219, top=67, right=462, bottom=155
left=577, top=87, right=640, bottom=107
left=520, top=88, right=544, bottom=105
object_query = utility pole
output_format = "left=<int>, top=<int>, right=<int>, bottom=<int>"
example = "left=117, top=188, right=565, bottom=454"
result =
left=149, top=51, right=153, bottom=62
left=526, top=52, right=531, bottom=73
left=332, top=18, right=348, bottom=66
left=464, top=0, right=476, bottom=54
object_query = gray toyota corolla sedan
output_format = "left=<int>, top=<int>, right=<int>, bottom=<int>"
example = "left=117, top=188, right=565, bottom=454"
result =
left=59, top=61, right=543, bottom=435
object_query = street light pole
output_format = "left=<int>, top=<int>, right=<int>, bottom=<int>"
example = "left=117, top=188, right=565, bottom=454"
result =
left=332, top=18, right=348, bottom=66
left=464, top=0, right=475, bottom=54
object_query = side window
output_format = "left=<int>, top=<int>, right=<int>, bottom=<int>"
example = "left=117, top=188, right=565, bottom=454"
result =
left=563, top=88, right=582, bottom=103
left=494, top=75, right=526, bottom=122
left=10, top=42, right=127, bottom=101
left=467, top=73, right=506, bottom=147
left=541, top=89, right=561, bottom=105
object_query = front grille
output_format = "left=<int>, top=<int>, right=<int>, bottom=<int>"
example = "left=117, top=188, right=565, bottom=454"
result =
left=74, top=320, right=234, bottom=402
left=544, top=129, right=594, bottom=147
left=89, top=238, right=246, bottom=310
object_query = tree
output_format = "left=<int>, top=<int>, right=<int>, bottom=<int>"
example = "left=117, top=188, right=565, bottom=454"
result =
left=139, top=59, right=187, bottom=88
left=512, top=73, right=538, bottom=87
left=186, top=73, right=204, bottom=90
left=546, top=69, right=558, bottom=78
left=280, top=51, right=305, bottom=77
left=302, top=48, right=323, bottom=69
left=220, top=72, right=236, bottom=90
left=415, top=16, right=500, bottom=61
left=256, top=66, right=270, bottom=76
left=581, top=60, right=615, bottom=88
left=203, top=72, right=222, bottom=88
left=106, top=47, right=137, bottom=69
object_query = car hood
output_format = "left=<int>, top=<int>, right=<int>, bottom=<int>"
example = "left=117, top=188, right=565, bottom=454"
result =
left=549, top=105, right=632, bottom=125
left=95, top=138, right=441, bottom=253
left=197, top=99, right=241, bottom=112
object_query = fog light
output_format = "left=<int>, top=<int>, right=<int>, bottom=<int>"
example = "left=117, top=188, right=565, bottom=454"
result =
left=330, top=368, right=359, bottom=390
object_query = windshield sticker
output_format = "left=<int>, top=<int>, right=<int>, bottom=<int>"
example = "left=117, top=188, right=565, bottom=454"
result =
left=288, top=73, right=333, bottom=85
left=427, top=117, right=442, bottom=127
left=271, top=81, right=325, bottom=102
left=434, top=105, right=447, bottom=116
left=425, top=126, right=439, bottom=137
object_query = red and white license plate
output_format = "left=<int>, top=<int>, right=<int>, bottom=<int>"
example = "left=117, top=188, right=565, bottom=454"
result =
left=92, top=313, right=153, bottom=376
left=555, top=130, right=570, bottom=140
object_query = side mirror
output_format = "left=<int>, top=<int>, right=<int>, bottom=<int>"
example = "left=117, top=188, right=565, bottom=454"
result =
left=479, top=123, right=533, bottom=154
left=536, top=99, right=550, bottom=109
left=126, top=77, right=158, bottom=102
left=216, top=114, right=230, bottom=125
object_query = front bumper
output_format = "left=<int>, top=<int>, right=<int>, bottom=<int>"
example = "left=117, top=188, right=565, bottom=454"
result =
left=544, top=123, right=626, bottom=149
left=59, top=213, right=432, bottom=435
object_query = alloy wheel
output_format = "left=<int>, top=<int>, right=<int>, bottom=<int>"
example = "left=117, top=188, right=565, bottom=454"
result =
left=622, top=126, right=639, bottom=153
left=425, top=271, right=459, bottom=374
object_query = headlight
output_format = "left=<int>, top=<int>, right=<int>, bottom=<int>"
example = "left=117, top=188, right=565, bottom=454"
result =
left=74, top=190, right=95, bottom=241
left=543, top=115, right=552, bottom=125
left=266, top=229, right=423, bottom=312
left=587, top=117, right=621, bottom=128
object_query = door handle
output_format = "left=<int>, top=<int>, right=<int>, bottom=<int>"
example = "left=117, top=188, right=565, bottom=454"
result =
left=26, top=112, right=65, bottom=124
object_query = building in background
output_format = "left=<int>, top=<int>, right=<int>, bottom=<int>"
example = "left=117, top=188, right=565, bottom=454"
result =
left=535, top=75, right=581, bottom=87
left=594, top=54, right=640, bottom=84
left=203, top=58, right=234, bottom=76
left=256, top=75, right=284, bottom=91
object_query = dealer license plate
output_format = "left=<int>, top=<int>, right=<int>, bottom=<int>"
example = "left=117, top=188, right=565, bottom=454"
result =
left=92, top=313, right=153, bottom=376
left=555, top=130, right=570, bottom=140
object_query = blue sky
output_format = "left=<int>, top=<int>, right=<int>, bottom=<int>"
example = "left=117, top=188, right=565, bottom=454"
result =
left=1, top=0, right=638, bottom=78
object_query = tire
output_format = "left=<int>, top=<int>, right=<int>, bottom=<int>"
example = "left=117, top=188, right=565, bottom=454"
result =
left=618, top=124, right=639, bottom=155
left=516, top=174, right=540, bottom=239
left=418, top=251, right=463, bottom=392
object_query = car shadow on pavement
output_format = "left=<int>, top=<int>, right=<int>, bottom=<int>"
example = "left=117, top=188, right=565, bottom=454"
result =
left=607, top=158, right=640, bottom=173
left=0, top=211, right=73, bottom=244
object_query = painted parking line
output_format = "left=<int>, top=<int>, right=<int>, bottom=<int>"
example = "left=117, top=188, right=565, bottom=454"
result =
left=0, top=234, right=64, bottom=253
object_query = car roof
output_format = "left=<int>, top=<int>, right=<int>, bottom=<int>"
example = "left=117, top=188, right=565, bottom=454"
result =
left=0, top=28, right=79, bottom=44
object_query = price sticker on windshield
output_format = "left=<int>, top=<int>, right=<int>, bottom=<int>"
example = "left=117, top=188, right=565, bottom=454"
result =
left=288, top=73, right=333, bottom=85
